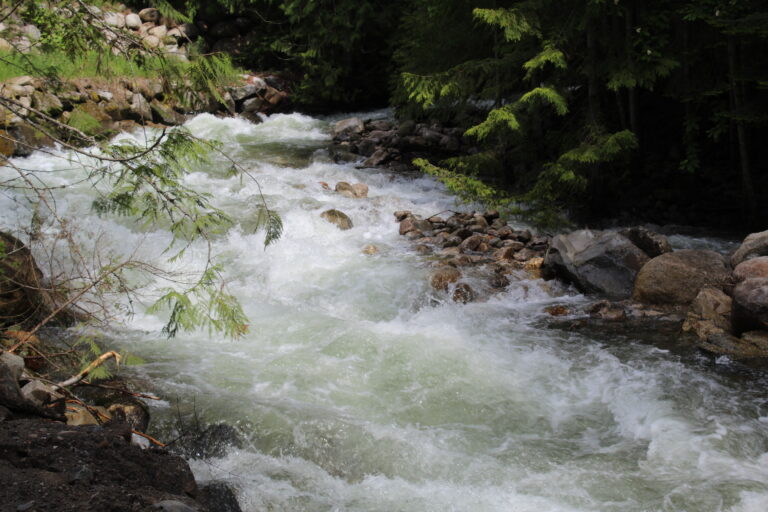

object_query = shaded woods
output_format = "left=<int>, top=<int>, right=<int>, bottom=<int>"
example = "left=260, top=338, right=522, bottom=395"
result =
left=181, top=0, right=768, bottom=228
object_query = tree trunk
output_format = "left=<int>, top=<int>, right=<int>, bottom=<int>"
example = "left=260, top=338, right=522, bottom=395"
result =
left=728, top=37, right=756, bottom=218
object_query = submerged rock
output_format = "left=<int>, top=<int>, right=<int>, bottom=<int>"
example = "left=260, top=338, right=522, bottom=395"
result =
left=633, top=250, right=731, bottom=306
left=320, top=209, right=353, bottom=230
left=430, top=267, right=461, bottom=291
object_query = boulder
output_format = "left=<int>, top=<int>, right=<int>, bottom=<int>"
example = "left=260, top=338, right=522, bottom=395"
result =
left=151, top=100, right=184, bottom=125
left=125, top=13, right=142, bottom=29
left=1, top=360, right=62, bottom=419
left=20, top=380, right=61, bottom=407
left=31, top=91, right=63, bottom=116
left=682, top=287, right=732, bottom=340
left=452, top=283, right=475, bottom=303
left=733, top=257, right=768, bottom=282
left=544, top=230, right=649, bottom=299
left=363, top=148, right=391, bottom=167
left=731, top=278, right=768, bottom=335
left=731, top=230, right=768, bottom=266
left=320, top=209, right=353, bottom=230
left=199, top=482, right=243, bottom=512
left=430, top=267, right=461, bottom=291
left=229, top=83, right=260, bottom=102
left=619, top=227, right=672, bottom=258
left=633, top=250, right=731, bottom=305
left=143, top=34, right=162, bottom=48
left=21, top=25, right=41, bottom=42
left=241, top=96, right=264, bottom=113
left=148, top=25, right=168, bottom=38
left=332, top=117, right=364, bottom=138
left=362, top=245, right=379, bottom=255
left=138, top=8, right=160, bottom=23
left=697, top=331, right=768, bottom=359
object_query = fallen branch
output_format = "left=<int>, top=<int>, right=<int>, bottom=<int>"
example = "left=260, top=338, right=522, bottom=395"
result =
left=131, top=429, right=166, bottom=447
left=54, top=351, right=122, bottom=390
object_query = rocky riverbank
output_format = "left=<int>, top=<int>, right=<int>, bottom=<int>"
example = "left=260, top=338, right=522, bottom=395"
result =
left=387, top=207, right=768, bottom=361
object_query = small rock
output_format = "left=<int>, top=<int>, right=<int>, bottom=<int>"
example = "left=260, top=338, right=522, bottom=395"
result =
left=430, top=267, right=461, bottom=291
left=399, top=217, right=432, bottom=235
left=333, top=117, right=364, bottom=138
left=148, top=25, right=168, bottom=38
left=132, top=433, right=152, bottom=449
left=335, top=182, right=356, bottom=198
left=21, top=381, right=60, bottom=407
left=452, top=283, right=475, bottom=303
left=0, top=351, right=24, bottom=382
left=414, top=245, right=432, bottom=255
left=320, top=209, right=353, bottom=230
left=143, top=34, right=162, bottom=48
left=394, top=210, right=411, bottom=221
left=682, top=287, right=732, bottom=340
left=362, top=245, right=379, bottom=255
left=351, top=183, right=369, bottom=198
left=586, top=301, right=626, bottom=321
left=459, top=235, right=484, bottom=253
left=125, top=13, right=141, bottom=29
left=443, top=236, right=462, bottom=248
left=139, top=8, right=160, bottom=23
left=489, top=273, right=510, bottom=289
left=241, top=96, right=265, bottom=113
left=103, top=12, right=126, bottom=28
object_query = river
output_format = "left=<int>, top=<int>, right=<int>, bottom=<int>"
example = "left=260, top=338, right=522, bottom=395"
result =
left=2, top=112, right=768, bottom=512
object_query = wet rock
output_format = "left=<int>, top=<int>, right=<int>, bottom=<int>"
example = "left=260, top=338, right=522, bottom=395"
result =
left=363, top=148, right=391, bottom=167
left=731, top=230, right=768, bottom=267
left=351, top=183, right=369, bottom=198
left=633, top=250, right=731, bottom=306
left=514, top=248, right=540, bottom=262
left=362, top=245, right=379, bottom=255
left=414, top=244, right=432, bottom=255
left=698, top=331, right=768, bottom=359
left=430, top=267, right=461, bottom=291
left=151, top=100, right=185, bottom=125
left=320, top=209, right=353, bottom=230
left=489, top=273, right=510, bottom=289
left=241, top=96, right=265, bottom=113
left=21, top=380, right=61, bottom=407
left=333, top=117, right=364, bottom=138
left=452, top=283, right=475, bottom=303
left=399, top=217, right=432, bottom=235
left=545, top=305, right=572, bottom=317
left=442, top=236, right=462, bottom=248
left=619, top=227, right=673, bottom=258
left=335, top=181, right=356, bottom=198
left=682, top=287, right=732, bottom=340
left=394, top=210, right=411, bottom=222
left=459, top=234, right=485, bottom=252
left=108, top=401, right=150, bottom=431
left=544, top=230, right=649, bottom=299
left=733, top=256, right=768, bottom=282
left=199, top=482, right=243, bottom=512
left=586, top=301, right=627, bottom=321
left=731, top=278, right=768, bottom=335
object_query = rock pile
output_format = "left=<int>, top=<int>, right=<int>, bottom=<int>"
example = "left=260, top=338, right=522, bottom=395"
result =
left=330, top=116, right=472, bottom=170
left=395, top=209, right=550, bottom=303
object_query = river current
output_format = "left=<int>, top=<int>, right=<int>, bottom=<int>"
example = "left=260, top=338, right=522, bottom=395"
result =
left=2, top=112, right=768, bottom=511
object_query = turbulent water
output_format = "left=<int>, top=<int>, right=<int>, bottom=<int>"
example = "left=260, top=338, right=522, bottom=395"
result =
left=2, top=113, right=768, bottom=512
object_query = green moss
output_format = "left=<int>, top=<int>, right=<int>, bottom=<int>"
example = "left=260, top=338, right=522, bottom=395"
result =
left=67, top=108, right=102, bottom=136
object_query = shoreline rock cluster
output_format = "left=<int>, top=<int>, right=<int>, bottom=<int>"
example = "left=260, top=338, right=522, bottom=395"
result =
left=393, top=209, right=768, bottom=361
left=330, top=116, right=469, bottom=171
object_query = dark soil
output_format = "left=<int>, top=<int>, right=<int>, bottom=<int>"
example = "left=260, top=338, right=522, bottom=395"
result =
left=0, top=418, right=214, bottom=512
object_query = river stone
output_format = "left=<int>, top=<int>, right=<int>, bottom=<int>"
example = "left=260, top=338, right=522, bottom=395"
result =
left=633, top=250, right=731, bottom=305
left=320, top=209, right=353, bottom=230
left=229, top=83, right=260, bottom=102
left=139, top=8, right=160, bottom=23
left=544, top=230, right=649, bottom=299
left=20, top=380, right=61, bottom=407
left=731, top=278, right=768, bottom=335
left=734, top=257, right=768, bottom=282
left=362, top=245, right=379, bottom=255
left=143, top=35, right=162, bottom=48
left=452, top=283, right=475, bottom=303
left=108, top=401, right=150, bottom=431
left=351, top=183, right=369, bottom=198
left=335, top=182, right=356, bottom=199
left=682, top=287, right=732, bottom=340
left=459, top=234, right=484, bottom=253
left=698, top=331, right=768, bottom=359
left=399, top=217, right=432, bottom=235
left=731, top=230, right=768, bottom=267
left=619, top=227, right=672, bottom=258
left=332, top=117, right=364, bottom=138
left=125, top=13, right=142, bottom=29
left=430, top=267, right=461, bottom=291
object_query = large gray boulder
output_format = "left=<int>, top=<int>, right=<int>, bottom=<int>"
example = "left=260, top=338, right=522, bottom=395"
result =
left=544, top=230, right=649, bottom=299
left=633, top=250, right=731, bottom=305
left=731, top=230, right=768, bottom=267
left=731, top=277, right=768, bottom=335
